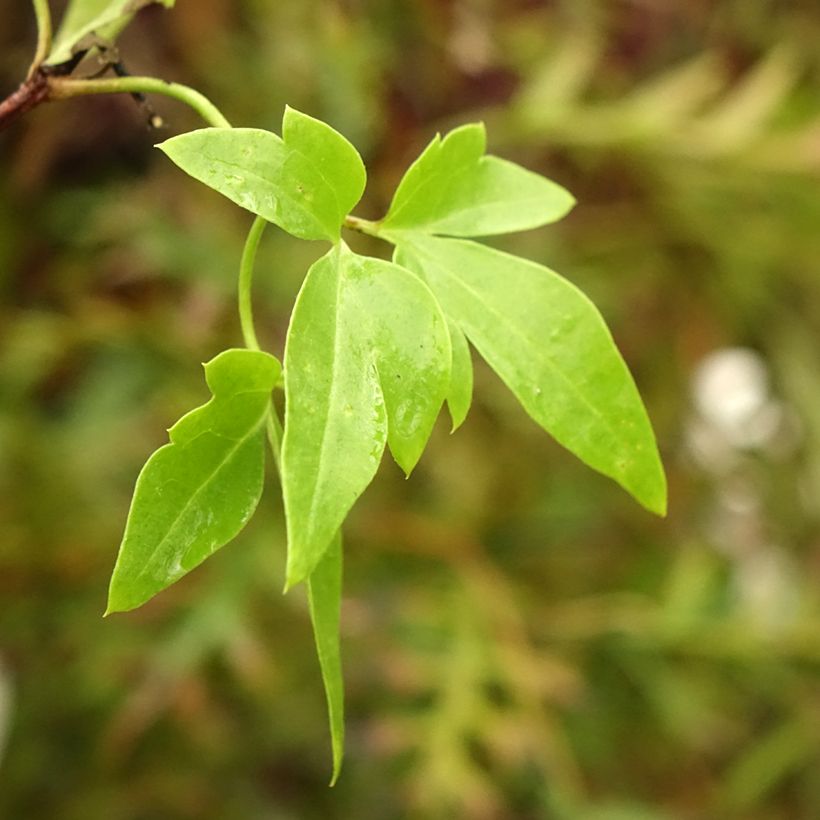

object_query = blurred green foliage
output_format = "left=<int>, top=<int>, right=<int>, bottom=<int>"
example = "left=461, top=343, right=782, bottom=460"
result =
left=2, top=1, right=820, bottom=817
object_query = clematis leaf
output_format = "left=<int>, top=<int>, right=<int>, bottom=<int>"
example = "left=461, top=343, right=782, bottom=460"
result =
left=394, top=235, right=666, bottom=515
left=381, top=123, right=575, bottom=237
left=281, top=242, right=450, bottom=587
left=157, top=107, right=365, bottom=242
left=107, top=348, right=280, bottom=613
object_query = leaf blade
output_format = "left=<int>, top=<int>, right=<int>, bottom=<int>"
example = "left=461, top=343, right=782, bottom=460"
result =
left=107, top=348, right=280, bottom=613
left=307, top=532, right=344, bottom=785
left=395, top=236, right=666, bottom=514
left=446, top=319, right=473, bottom=431
left=349, top=254, right=452, bottom=475
left=382, top=123, right=575, bottom=237
left=157, top=110, right=365, bottom=242
left=282, top=244, right=450, bottom=586
left=282, top=245, right=385, bottom=585
left=282, top=106, right=367, bottom=229
left=47, top=0, right=175, bottom=65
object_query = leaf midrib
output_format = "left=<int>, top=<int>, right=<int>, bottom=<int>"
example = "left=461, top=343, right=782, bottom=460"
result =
left=127, top=404, right=267, bottom=587
left=413, top=193, right=566, bottom=233
left=286, top=142, right=346, bottom=232
left=407, top=239, right=625, bottom=450
left=302, top=249, right=346, bottom=553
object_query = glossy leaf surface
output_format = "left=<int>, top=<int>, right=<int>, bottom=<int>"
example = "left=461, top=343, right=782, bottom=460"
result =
left=107, top=349, right=280, bottom=613
left=157, top=108, right=365, bottom=242
left=282, top=243, right=450, bottom=586
left=307, top=532, right=344, bottom=785
left=394, top=236, right=666, bottom=514
left=381, top=123, right=575, bottom=237
left=47, top=0, right=175, bottom=65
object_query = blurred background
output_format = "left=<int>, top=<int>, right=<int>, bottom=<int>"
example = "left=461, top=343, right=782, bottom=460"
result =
left=2, top=1, right=820, bottom=817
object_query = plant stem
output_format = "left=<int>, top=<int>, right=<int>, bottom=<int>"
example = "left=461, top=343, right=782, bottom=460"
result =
left=0, top=73, right=50, bottom=129
left=18, top=69, right=285, bottom=467
left=238, top=214, right=284, bottom=471
left=238, top=216, right=267, bottom=352
left=47, top=76, right=231, bottom=128
left=343, top=214, right=382, bottom=237
left=28, top=0, right=52, bottom=79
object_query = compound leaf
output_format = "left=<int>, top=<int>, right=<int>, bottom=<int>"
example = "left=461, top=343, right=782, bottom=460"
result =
left=47, top=0, right=175, bottom=65
left=157, top=107, right=365, bottom=242
left=307, top=532, right=344, bottom=785
left=107, top=348, right=280, bottom=613
left=394, top=236, right=666, bottom=515
left=381, top=123, right=575, bottom=237
left=282, top=242, right=450, bottom=587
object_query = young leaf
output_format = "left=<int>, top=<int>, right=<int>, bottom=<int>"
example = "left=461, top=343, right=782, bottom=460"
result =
left=157, top=108, right=366, bottom=242
left=282, top=242, right=451, bottom=587
left=47, top=0, right=176, bottom=65
left=107, top=348, right=280, bottom=613
left=446, top=319, right=473, bottom=431
left=380, top=123, right=575, bottom=237
left=307, top=532, right=344, bottom=785
left=394, top=236, right=666, bottom=515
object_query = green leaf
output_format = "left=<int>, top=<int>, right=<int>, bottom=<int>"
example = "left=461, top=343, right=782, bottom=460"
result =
left=47, top=0, right=175, bottom=65
left=107, top=348, right=280, bottom=613
left=307, top=532, right=344, bottom=785
left=446, top=319, right=473, bottom=431
left=394, top=236, right=666, bottom=515
left=381, top=123, right=575, bottom=237
left=157, top=107, right=366, bottom=242
left=282, top=242, right=451, bottom=586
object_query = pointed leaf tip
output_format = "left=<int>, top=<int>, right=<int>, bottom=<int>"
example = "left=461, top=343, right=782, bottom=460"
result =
left=443, top=319, right=473, bottom=431
left=307, top=535, right=345, bottom=784
left=643, top=472, right=668, bottom=517
left=395, top=237, right=666, bottom=514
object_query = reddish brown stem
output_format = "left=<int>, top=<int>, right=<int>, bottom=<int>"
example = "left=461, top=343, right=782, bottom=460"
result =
left=0, top=69, right=51, bottom=131
left=0, top=50, right=90, bottom=132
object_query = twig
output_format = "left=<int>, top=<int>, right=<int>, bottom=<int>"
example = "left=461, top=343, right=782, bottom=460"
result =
left=27, top=0, right=52, bottom=80
left=48, top=75, right=231, bottom=128
left=0, top=51, right=85, bottom=132
left=0, top=71, right=50, bottom=130
left=1, top=70, right=230, bottom=132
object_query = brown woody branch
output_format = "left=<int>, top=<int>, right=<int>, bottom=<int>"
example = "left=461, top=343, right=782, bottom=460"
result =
left=0, top=69, right=51, bottom=130
left=0, top=52, right=90, bottom=132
